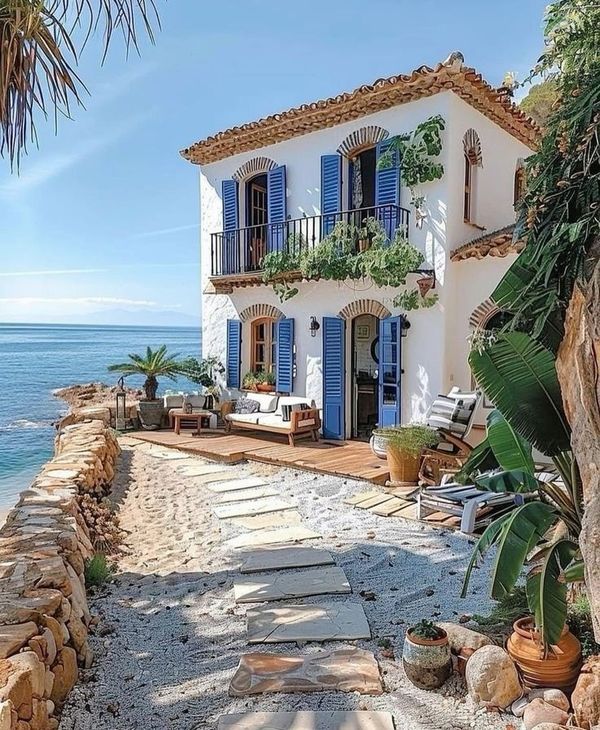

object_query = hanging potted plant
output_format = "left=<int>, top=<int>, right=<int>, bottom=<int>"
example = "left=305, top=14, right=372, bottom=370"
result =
left=402, top=620, right=452, bottom=689
left=373, top=425, right=439, bottom=485
left=108, top=346, right=184, bottom=430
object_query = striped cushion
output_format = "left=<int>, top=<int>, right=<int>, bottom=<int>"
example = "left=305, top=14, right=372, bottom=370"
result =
left=427, top=394, right=476, bottom=435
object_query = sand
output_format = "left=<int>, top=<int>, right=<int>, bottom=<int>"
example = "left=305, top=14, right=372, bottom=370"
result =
left=59, top=440, right=507, bottom=730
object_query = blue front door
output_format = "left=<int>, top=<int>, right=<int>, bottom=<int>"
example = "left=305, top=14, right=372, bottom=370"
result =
left=378, top=316, right=402, bottom=426
left=322, top=317, right=345, bottom=439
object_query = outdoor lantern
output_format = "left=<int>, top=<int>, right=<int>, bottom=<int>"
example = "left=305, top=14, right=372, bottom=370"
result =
left=309, top=316, right=320, bottom=337
left=401, top=318, right=411, bottom=337
left=115, top=377, right=127, bottom=431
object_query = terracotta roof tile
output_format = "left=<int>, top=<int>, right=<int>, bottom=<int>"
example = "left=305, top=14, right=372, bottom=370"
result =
left=451, top=224, right=524, bottom=262
left=181, top=55, right=539, bottom=165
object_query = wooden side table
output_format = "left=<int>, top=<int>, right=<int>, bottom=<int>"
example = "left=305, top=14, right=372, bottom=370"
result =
left=172, top=410, right=214, bottom=436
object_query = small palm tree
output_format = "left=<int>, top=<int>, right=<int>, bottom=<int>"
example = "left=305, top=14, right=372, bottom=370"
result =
left=108, top=346, right=183, bottom=401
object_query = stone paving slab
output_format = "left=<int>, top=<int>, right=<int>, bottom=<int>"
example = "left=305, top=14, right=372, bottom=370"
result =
left=217, top=487, right=279, bottom=503
left=178, top=464, right=229, bottom=476
left=147, top=450, right=191, bottom=460
left=225, top=526, right=321, bottom=550
left=240, top=546, right=334, bottom=573
left=218, top=711, right=394, bottom=730
left=193, top=472, right=245, bottom=486
left=246, top=602, right=371, bottom=643
left=229, top=647, right=383, bottom=696
left=214, top=497, right=295, bottom=520
left=204, top=477, right=267, bottom=493
left=229, top=511, right=303, bottom=531
left=234, top=566, right=350, bottom=603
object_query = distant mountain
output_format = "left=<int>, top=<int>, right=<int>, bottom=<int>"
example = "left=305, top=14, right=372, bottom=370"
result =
left=52, top=308, right=201, bottom=328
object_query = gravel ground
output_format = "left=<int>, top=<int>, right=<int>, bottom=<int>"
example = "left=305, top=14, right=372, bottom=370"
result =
left=59, top=439, right=511, bottom=730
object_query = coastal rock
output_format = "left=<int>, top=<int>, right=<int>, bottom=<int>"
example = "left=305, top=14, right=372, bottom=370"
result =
left=465, top=645, right=521, bottom=709
left=437, top=622, right=492, bottom=653
left=523, top=698, right=569, bottom=730
left=572, top=655, right=600, bottom=729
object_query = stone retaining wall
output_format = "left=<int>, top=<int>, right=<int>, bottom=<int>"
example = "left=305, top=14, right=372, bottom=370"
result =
left=0, top=420, right=120, bottom=729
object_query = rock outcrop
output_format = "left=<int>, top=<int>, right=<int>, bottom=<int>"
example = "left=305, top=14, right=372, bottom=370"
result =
left=465, top=645, right=522, bottom=709
left=0, top=419, right=119, bottom=729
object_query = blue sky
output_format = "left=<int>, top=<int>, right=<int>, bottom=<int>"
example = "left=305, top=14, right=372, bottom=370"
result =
left=0, top=0, right=548, bottom=326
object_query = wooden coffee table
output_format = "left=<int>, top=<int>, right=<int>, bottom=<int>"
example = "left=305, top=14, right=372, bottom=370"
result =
left=172, top=410, right=214, bottom=436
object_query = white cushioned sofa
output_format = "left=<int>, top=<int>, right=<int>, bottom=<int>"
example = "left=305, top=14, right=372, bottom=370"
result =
left=223, top=393, right=321, bottom=446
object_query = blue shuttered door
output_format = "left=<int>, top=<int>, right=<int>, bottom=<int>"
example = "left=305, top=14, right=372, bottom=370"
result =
left=375, top=139, right=400, bottom=239
left=267, top=165, right=287, bottom=252
left=226, top=319, right=242, bottom=389
left=378, top=316, right=402, bottom=427
left=222, top=179, right=239, bottom=274
left=322, top=317, right=345, bottom=439
left=321, top=155, right=342, bottom=236
left=276, top=318, right=295, bottom=394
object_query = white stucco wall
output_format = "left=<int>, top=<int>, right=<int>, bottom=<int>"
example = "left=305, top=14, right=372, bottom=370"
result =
left=196, top=87, right=534, bottom=437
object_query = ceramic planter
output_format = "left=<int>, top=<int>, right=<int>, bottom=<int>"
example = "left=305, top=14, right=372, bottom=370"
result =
left=386, top=444, right=421, bottom=485
left=369, top=432, right=388, bottom=460
left=256, top=383, right=276, bottom=393
left=506, top=617, right=582, bottom=691
left=137, top=400, right=164, bottom=430
left=403, top=627, right=452, bottom=689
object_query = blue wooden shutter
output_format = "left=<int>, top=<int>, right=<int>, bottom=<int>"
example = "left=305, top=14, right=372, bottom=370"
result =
left=222, top=179, right=239, bottom=274
left=226, top=319, right=242, bottom=389
left=378, top=316, right=402, bottom=427
left=375, top=139, right=400, bottom=238
left=321, top=155, right=342, bottom=236
left=275, top=318, right=295, bottom=394
left=267, top=165, right=287, bottom=251
left=322, top=317, right=345, bottom=439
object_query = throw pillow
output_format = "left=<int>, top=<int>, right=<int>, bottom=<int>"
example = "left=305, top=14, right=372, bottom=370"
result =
left=235, top=397, right=260, bottom=415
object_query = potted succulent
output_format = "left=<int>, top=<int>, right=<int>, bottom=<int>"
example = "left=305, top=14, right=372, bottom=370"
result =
left=108, top=346, right=184, bottom=430
left=256, top=371, right=276, bottom=393
left=402, top=620, right=452, bottom=689
left=372, top=424, right=439, bottom=485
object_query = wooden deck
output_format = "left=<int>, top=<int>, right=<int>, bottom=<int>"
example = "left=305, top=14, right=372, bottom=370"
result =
left=128, top=428, right=391, bottom=484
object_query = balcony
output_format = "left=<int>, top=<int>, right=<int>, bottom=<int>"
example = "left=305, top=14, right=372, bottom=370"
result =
left=209, top=204, right=411, bottom=288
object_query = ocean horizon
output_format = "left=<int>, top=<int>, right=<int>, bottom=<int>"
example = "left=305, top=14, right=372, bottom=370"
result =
left=0, top=322, right=202, bottom=512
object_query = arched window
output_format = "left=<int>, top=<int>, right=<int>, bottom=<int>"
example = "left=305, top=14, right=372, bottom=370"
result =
left=463, top=129, right=482, bottom=224
left=514, top=160, right=525, bottom=206
left=251, top=317, right=276, bottom=373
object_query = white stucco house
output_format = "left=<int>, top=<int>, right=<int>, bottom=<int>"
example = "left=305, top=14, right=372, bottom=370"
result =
left=181, top=53, right=537, bottom=441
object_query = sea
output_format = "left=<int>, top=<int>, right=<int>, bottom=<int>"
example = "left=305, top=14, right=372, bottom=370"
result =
left=0, top=323, right=202, bottom=512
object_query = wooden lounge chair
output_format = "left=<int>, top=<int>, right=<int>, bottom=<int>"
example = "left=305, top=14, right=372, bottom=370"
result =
left=418, top=388, right=480, bottom=485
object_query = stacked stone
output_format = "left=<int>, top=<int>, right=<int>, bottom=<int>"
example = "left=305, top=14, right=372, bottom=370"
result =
left=0, top=419, right=120, bottom=730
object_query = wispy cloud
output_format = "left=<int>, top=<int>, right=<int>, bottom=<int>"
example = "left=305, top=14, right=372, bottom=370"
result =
left=131, top=223, right=200, bottom=239
left=0, top=268, right=107, bottom=278
left=0, top=112, right=151, bottom=196
left=0, top=297, right=181, bottom=310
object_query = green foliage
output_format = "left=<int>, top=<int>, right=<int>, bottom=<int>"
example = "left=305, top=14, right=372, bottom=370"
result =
left=108, top=345, right=184, bottom=400
left=242, top=370, right=275, bottom=388
left=180, top=356, right=225, bottom=400
left=374, top=424, right=439, bottom=456
left=84, top=554, right=113, bottom=588
left=410, top=619, right=445, bottom=641
left=379, top=115, right=446, bottom=206
left=474, top=469, right=540, bottom=494
left=486, top=409, right=534, bottom=474
left=473, top=586, right=530, bottom=629
left=519, top=79, right=560, bottom=127
left=568, top=594, right=600, bottom=658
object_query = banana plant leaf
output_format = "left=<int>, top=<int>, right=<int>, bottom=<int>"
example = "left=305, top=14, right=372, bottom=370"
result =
left=454, top=437, right=498, bottom=485
left=526, top=539, right=580, bottom=647
left=469, top=332, right=571, bottom=456
left=461, top=511, right=512, bottom=598
left=475, top=469, right=540, bottom=493
left=563, top=559, right=585, bottom=583
left=486, top=409, right=535, bottom=473
left=490, top=502, right=557, bottom=600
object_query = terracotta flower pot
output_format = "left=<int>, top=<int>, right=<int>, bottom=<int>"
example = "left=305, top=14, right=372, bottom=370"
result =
left=256, top=383, right=276, bottom=393
left=386, top=445, right=421, bottom=485
left=403, top=627, right=452, bottom=689
left=506, top=617, right=582, bottom=692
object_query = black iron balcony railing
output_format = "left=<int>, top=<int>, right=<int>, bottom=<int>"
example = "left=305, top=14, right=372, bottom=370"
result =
left=210, top=203, right=411, bottom=277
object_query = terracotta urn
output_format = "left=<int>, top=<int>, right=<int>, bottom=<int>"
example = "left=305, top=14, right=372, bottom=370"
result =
left=386, top=446, right=421, bottom=485
left=402, top=626, right=452, bottom=689
left=506, top=617, right=582, bottom=692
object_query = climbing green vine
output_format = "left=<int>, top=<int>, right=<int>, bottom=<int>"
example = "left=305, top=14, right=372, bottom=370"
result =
left=262, top=218, right=437, bottom=308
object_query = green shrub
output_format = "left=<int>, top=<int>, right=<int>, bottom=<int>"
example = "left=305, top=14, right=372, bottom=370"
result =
left=84, top=554, right=113, bottom=588
left=373, top=424, right=439, bottom=456
left=568, top=594, right=600, bottom=659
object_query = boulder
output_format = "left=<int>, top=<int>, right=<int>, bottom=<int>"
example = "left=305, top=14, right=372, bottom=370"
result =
left=0, top=623, right=38, bottom=659
left=49, top=647, right=77, bottom=706
left=523, top=698, right=569, bottom=730
left=572, top=655, right=600, bottom=729
left=527, top=687, right=570, bottom=712
left=465, top=645, right=522, bottom=709
left=437, top=622, right=492, bottom=653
